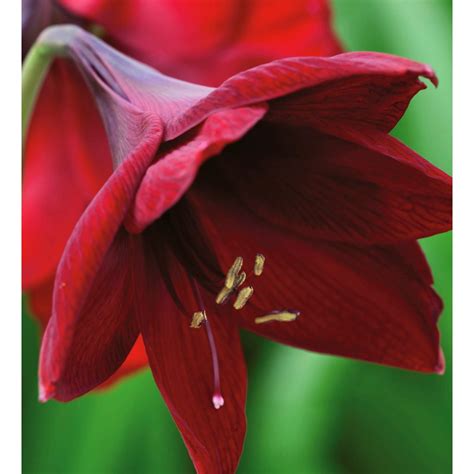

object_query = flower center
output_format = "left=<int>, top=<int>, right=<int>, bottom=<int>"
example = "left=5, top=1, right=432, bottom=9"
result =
left=189, top=253, right=300, bottom=410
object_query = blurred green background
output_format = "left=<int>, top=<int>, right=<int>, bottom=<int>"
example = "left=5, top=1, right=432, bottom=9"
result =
left=22, top=1, right=452, bottom=473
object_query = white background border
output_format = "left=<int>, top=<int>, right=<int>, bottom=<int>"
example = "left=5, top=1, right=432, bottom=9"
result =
left=453, top=0, right=473, bottom=473
left=0, top=0, right=21, bottom=471
left=1, top=0, right=469, bottom=472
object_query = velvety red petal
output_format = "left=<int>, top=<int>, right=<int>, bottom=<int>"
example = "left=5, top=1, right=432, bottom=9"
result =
left=188, top=174, right=444, bottom=373
left=59, top=0, right=342, bottom=85
left=27, top=278, right=149, bottom=390
left=200, top=122, right=450, bottom=245
left=98, top=335, right=149, bottom=389
left=126, top=104, right=267, bottom=233
left=39, top=98, right=162, bottom=400
left=40, top=231, right=142, bottom=401
left=25, top=276, right=149, bottom=392
left=22, top=60, right=111, bottom=289
left=46, top=30, right=437, bottom=147
left=267, top=60, right=437, bottom=133
left=136, top=254, right=247, bottom=474
left=167, top=52, right=437, bottom=139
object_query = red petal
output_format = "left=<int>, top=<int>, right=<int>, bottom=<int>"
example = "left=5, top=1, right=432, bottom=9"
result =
left=126, top=104, right=267, bottom=233
left=39, top=99, right=162, bottom=400
left=59, top=0, right=342, bottom=85
left=40, top=231, right=141, bottom=401
left=27, top=276, right=149, bottom=390
left=22, top=60, right=111, bottom=289
left=136, top=260, right=247, bottom=474
left=396, top=241, right=434, bottom=285
left=98, top=335, right=149, bottom=389
left=198, top=123, right=450, bottom=245
left=167, top=52, right=437, bottom=139
left=188, top=177, right=444, bottom=373
left=48, top=31, right=437, bottom=147
left=267, top=53, right=438, bottom=133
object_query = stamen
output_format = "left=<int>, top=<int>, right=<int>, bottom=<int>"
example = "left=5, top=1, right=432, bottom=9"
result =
left=216, top=286, right=232, bottom=305
left=190, top=278, right=224, bottom=410
left=254, top=254, right=265, bottom=276
left=233, top=286, right=254, bottom=310
left=225, top=256, right=243, bottom=289
left=190, top=311, right=207, bottom=328
left=216, top=270, right=246, bottom=305
left=235, top=271, right=246, bottom=287
left=255, top=310, right=300, bottom=324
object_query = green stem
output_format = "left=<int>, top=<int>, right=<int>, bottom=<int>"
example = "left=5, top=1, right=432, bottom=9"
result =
left=22, top=34, right=66, bottom=151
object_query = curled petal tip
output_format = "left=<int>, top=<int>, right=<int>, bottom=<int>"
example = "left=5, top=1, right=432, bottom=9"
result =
left=38, top=382, right=55, bottom=403
left=434, top=350, right=446, bottom=375
left=423, top=64, right=439, bottom=87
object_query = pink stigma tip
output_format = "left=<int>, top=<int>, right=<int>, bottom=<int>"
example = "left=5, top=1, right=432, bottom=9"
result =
left=212, top=394, right=225, bottom=410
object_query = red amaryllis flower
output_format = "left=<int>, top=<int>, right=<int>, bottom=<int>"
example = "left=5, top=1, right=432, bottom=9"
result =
left=30, top=26, right=451, bottom=473
left=57, top=0, right=343, bottom=85
left=22, top=0, right=342, bottom=385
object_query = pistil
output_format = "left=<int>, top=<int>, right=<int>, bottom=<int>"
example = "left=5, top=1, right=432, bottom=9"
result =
left=190, top=278, right=224, bottom=410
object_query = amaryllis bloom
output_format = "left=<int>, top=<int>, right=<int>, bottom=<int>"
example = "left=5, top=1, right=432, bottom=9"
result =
left=22, top=0, right=342, bottom=384
left=25, top=25, right=452, bottom=473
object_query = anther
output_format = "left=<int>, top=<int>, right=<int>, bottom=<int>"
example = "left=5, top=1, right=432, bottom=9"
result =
left=190, top=311, right=207, bottom=328
left=255, top=310, right=300, bottom=324
left=225, top=256, right=243, bottom=289
left=216, top=286, right=232, bottom=304
left=216, top=267, right=246, bottom=305
left=254, top=254, right=265, bottom=276
left=233, top=286, right=254, bottom=310
left=235, top=271, right=246, bottom=287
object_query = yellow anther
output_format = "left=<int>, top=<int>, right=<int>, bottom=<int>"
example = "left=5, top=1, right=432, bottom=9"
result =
left=254, top=254, right=265, bottom=276
left=233, top=286, right=254, bottom=310
left=215, top=286, right=232, bottom=305
left=190, top=311, right=207, bottom=328
left=254, top=310, right=300, bottom=324
left=225, top=256, right=243, bottom=289
left=235, top=271, right=246, bottom=287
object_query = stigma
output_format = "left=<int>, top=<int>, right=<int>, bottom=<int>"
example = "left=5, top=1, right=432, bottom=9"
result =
left=189, top=278, right=224, bottom=411
left=212, top=393, right=225, bottom=409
